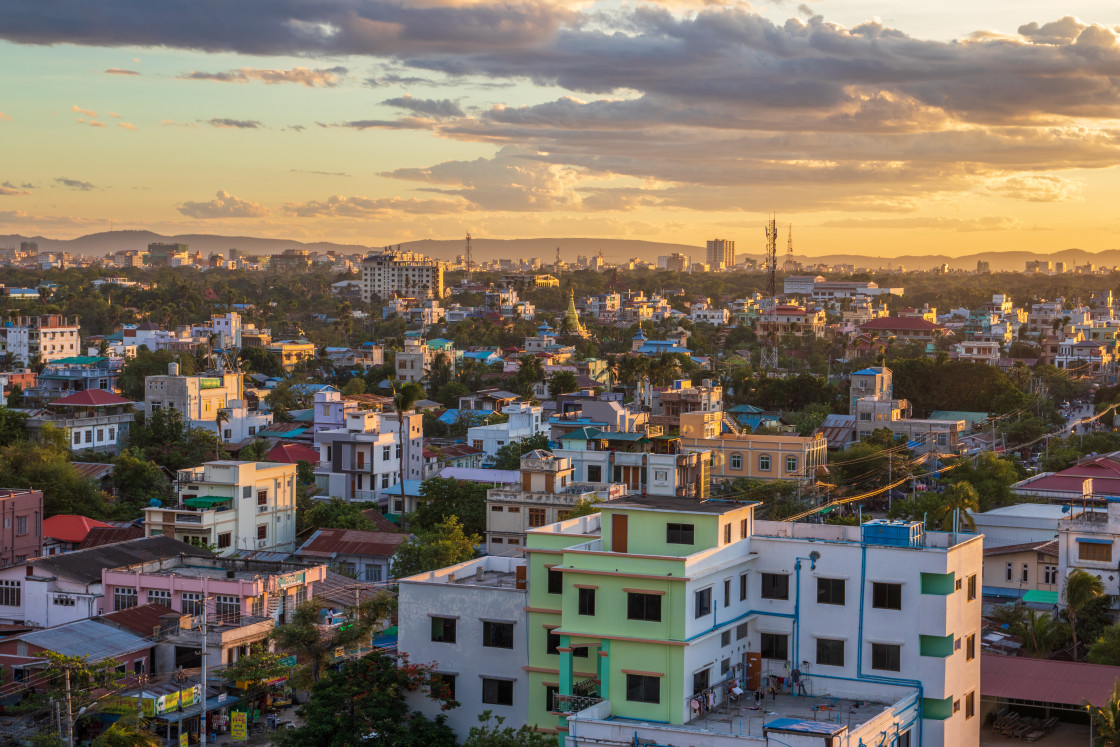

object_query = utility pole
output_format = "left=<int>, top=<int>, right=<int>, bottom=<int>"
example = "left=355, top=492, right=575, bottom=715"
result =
left=64, top=666, right=73, bottom=747
left=200, top=608, right=209, bottom=744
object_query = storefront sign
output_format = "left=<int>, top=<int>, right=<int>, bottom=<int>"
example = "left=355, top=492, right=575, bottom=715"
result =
left=279, top=655, right=297, bottom=667
left=231, top=712, right=248, bottom=741
left=199, top=378, right=223, bottom=389
left=101, top=695, right=156, bottom=717
left=180, top=733, right=189, bottom=747
left=276, top=571, right=305, bottom=588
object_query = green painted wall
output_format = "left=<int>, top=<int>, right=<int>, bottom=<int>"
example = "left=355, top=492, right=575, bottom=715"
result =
left=920, top=571, right=955, bottom=595
left=600, top=506, right=722, bottom=556
left=919, top=634, right=954, bottom=658
left=922, top=696, right=954, bottom=720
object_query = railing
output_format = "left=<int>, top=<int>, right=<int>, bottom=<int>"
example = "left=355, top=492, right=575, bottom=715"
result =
left=175, top=514, right=203, bottom=524
left=352, top=490, right=380, bottom=501
left=554, top=693, right=604, bottom=714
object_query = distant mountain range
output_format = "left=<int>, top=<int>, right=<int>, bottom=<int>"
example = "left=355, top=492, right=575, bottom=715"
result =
left=1, top=229, right=1116, bottom=273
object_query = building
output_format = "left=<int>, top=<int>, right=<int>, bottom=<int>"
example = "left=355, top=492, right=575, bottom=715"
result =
left=955, top=341, right=1000, bottom=366
left=782, top=275, right=825, bottom=296
left=398, top=556, right=529, bottom=738
left=648, top=379, right=723, bottom=430
left=511, top=500, right=981, bottom=746
left=313, top=409, right=403, bottom=503
left=982, top=539, right=1058, bottom=601
left=665, top=253, right=690, bottom=272
left=678, top=412, right=827, bottom=484
left=859, top=317, right=949, bottom=342
left=0, top=618, right=153, bottom=687
left=0, top=314, right=81, bottom=365
left=554, top=431, right=712, bottom=499
left=361, top=248, right=444, bottom=301
left=849, top=367, right=894, bottom=411
left=293, top=527, right=408, bottom=583
left=143, top=461, right=298, bottom=555
left=395, top=338, right=456, bottom=384
left=0, top=489, right=43, bottom=565
left=26, top=389, right=135, bottom=455
left=1011, top=452, right=1120, bottom=502
left=755, top=304, right=827, bottom=339
left=486, top=450, right=625, bottom=556
left=41, top=514, right=110, bottom=555
left=1057, top=498, right=1120, bottom=604
left=23, top=355, right=123, bottom=406
left=144, top=364, right=272, bottom=444
left=972, top=504, right=1067, bottom=548
left=468, top=401, right=546, bottom=463
left=705, top=239, right=735, bottom=270
left=266, top=339, right=316, bottom=372
left=147, top=242, right=189, bottom=266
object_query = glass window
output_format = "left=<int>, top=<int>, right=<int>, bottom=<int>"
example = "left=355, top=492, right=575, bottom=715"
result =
left=431, top=617, right=456, bottom=643
left=816, top=638, right=844, bottom=667
left=723, top=524, right=731, bottom=544
left=181, top=593, right=203, bottom=616
left=730, top=453, right=742, bottom=470
left=215, top=595, right=239, bottom=619
left=482, top=621, right=514, bottom=649
left=817, top=578, right=846, bottom=606
left=218, top=533, right=231, bottom=548
left=736, top=622, right=749, bottom=640
left=871, top=643, right=901, bottom=672
left=666, top=523, right=695, bottom=544
left=434, top=673, right=456, bottom=701
left=692, top=668, right=710, bottom=695
left=482, top=679, right=514, bottom=706
left=740, top=573, right=748, bottom=601
left=546, top=630, right=561, bottom=655
left=528, top=508, right=547, bottom=527
left=113, top=587, right=137, bottom=612
left=872, top=583, right=902, bottom=610
left=547, top=568, right=563, bottom=594
left=966, top=633, right=976, bottom=661
left=758, top=455, right=771, bottom=471
left=760, top=633, right=788, bottom=660
left=578, top=587, right=596, bottom=616
left=761, top=573, right=789, bottom=600
left=627, top=593, right=662, bottom=622
left=785, top=456, right=798, bottom=473
left=967, top=574, right=977, bottom=601
left=626, top=674, right=660, bottom=704
left=965, top=691, right=975, bottom=719
left=147, top=589, right=170, bottom=605
left=694, top=588, right=712, bottom=618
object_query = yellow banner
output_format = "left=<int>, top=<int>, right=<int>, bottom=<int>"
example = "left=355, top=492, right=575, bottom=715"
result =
left=231, top=712, right=247, bottom=741
left=180, top=732, right=189, bottom=747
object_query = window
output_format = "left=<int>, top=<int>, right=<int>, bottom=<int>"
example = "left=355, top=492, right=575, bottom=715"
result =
left=483, top=621, right=514, bottom=649
left=736, top=622, right=749, bottom=640
left=242, top=486, right=252, bottom=499
left=694, top=588, right=712, bottom=618
left=786, top=456, right=798, bottom=473
left=547, top=568, right=563, bottom=594
left=626, top=674, right=660, bottom=704
left=431, top=617, right=457, bottom=643
left=817, top=578, right=846, bottom=606
left=965, top=691, right=975, bottom=719
left=666, top=523, right=695, bottom=544
left=257, top=524, right=267, bottom=540
left=15, top=516, right=27, bottom=536
left=761, top=573, right=789, bottom=600
left=871, top=643, right=901, bottom=672
left=215, top=595, right=239, bottom=619
left=73, top=431, right=81, bottom=445
left=0, top=580, right=19, bottom=606
left=382, top=473, right=390, bottom=489
left=251, top=596, right=263, bottom=617
left=1079, top=542, right=1112, bottom=562
left=53, top=594, right=75, bottom=606
left=482, top=678, right=514, bottom=706
left=760, top=633, right=788, bottom=660
left=490, top=506, right=504, bottom=512
left=723, top=524, right=731, bottom=544
left=383, top=446, right=391, bottom=461
left=730, top=453, right=743, bottom=470
left=147, top=589, right=170, bottom=605
left=966, top=633, right=976, bottom=661
left=723, top=579, right=731, bottom=607
left=181, top=593, right=203, bottom=616
left=816, top=638, right=845, bottom=667
left=218, top=533, right=231, bottom=549
left=1021, top=564, right=1029, bottom=583
left=545, top=684, right=558, bottom=712
left=113, top=587, right=137, bottom=612
left=587, top=465, right=602, bottom=482
left=953, top=699, right=960, bottom=714
left=740, top=518, right=748, bottom=539
left=740, top=573, right=748, bottom=601
left=546, top=630, right=561, bottom=655
left=257, top=491, right=268, bottom=506
left=578, top=587, right=596, bottom=616
left=720, top=630, right=731, bottom=647
left=433, top=673, right=456, bottom=701
left=758, top=455, right=771, bottom=471
left=1044, top=565, right=1058, bottom=585
left=627, top=593, right=662, bottom=622
left=1005, top=562, right=1013, bottom=582
left=528, top=508, right=547, bottom=527
left=967, top=574, right=977, bottom=601
left=692, top=668, right=710, bottom=695
left=872, top=582, right=902, bottom=610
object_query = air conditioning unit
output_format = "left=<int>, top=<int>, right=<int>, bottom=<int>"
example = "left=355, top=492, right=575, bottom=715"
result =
left=258, top=540, right=267, bottom=548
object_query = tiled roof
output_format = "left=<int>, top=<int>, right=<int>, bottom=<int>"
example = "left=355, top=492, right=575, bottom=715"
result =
left=98, top=603, right=176, bottom=637
left=983, top=539, right=1059, bottom=557
left=50, top=389, right=134, bottom=407
left=360, top=509, right=400, bottom=533
left=266, top=443, right=320, bottom=464
left=78, top=525, right=145, bottom=549
left=70, top=462, right=116, bottom=481
left=29, top=536, right=213, bottom=585
left=42, top=514, right=112, bottom=543
left=982, top=653, right=1120, bottom=707
left=296, top=528, right=409, bottom=560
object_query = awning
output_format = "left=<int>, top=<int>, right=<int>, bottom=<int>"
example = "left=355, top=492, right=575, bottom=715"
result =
left=184, top=496, right=233, bottom=508
left=157, top=693, right=247, bottom=724
left=1022, top=590, right=1060, bottom=605
left=1076, top=537, right=1112, bottom=545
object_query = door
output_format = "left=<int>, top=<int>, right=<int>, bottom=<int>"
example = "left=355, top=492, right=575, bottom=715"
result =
left=745, top=652, right=761, bottom=690
left=612, top=514, right=628, bottom=553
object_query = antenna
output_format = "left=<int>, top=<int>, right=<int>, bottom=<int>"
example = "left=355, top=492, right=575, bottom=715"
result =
left=786, top=223, right=794, bottom=269
left=465, top=232, right=473, bottom=281
left=555, top=246, right=562, bottom=272
left=765, top=215, right=778, bottom=298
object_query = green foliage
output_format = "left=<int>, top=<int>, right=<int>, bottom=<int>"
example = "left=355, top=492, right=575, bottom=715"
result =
left=463, top=711, right=554, bottom=747
left=278, top=651, right=456, bottom=747
left=889, top=356, right=1027, bottom=416
left=932, top=482, right=979, bottom=531
left=0, top=441, right=110, bottom=517
left=1089, top=679, right=1120, bottom=747
left=7, top=384, right=24, bottom=408
left=793, top=403, right=831, bottom=437
left=410, top=477, right=488, bottom=537
left=548, top=370, right=579, bottom=400
left=1014, top=610, right=1066, bottom=659
left=342, top=377, right=367, bottom=395
left=1065, top=569, right=1106, bottom=660
left=90, top=714, right=160, bottom=747
left=110, top=448, right=174, bottom=515
left=271, top=593, right=396, bottom=683
left=492, top=432, right=551, bottom=470
left=238, top=438, right=272, bottom=462
left=0, top=405, right=28, bottom=445
left=945, top=453, right=1023, bottom=512
left=434, top=381, right=469, bottom=409
left=565, top=496, right=603, bottom=519
left=129, top=409, right=226, bottom=472
left=392, top=516, right=480, bottom=577
left=119, top=349, right=197, bottom=401
left=1089, top=625, right=1120, bottom=667
left=304, top=497, right=380, bottom=532
left=218, top=651, right=291, bottom=683
left=238, top=346, right=284, bottom=377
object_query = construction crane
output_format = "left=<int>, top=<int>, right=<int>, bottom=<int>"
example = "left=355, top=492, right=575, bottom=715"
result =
left=764, top=215, right=778, bottom=298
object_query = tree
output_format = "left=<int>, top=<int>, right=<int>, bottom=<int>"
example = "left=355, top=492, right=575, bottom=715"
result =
left=214, top=408, right=230, bottom=460
left=1089, top=625, right=1120, bottom=666
left=932, top=482, right=979, bottom=531
left=1089, top=679, right=1120, bottom=747
left=392, top=378, right=424, bottom=498
left=238, top=346, right=283, bottom=377
left=110, top=448, right=173, bottom=513
left=218, top=650, right=291, bottom=683
left=492, top=432, right=550, bottom=470
left=1015, top=610, right=1063, bottom=659
left=342, top=377, right=366, bottom=395
left=410, top=477, right=488, bottom=537
left=271, top=592, right=395, bottom=683
left=0, top=442, right=110, bottom=517
left=90, top=714, right=160, bottom=747
left=0, top=405, right=28, bottom=445
left=793, top=403, right=831, bottom=437
left=119, top=350, right=197, bottom=401
left=1066, top=569, right=1106, bottom=660
left=548, top=370, right=579, bottom=400
left=565, top=496, right=603, bottom=518
left=128, top=409, right=226, bottom=472
left=946, top=453, right=1022, bottom=512
left=277, top=651, right=456, bottom=747
left=462, top=711, right=554, bottom=747
left=304, top=497, right=381, bottom=532
left=7, top=383, right=23, bottom=408
left=392, top=516, right=480, bottom=577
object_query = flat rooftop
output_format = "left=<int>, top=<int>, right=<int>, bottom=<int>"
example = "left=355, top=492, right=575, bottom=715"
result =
left=605, top=495, right=759, bottom=515
left=399, top=556, right=526, bottom=590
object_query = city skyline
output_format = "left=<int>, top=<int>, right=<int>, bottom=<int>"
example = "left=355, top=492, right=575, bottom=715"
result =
left=2, top=1, right=1120, bottom=257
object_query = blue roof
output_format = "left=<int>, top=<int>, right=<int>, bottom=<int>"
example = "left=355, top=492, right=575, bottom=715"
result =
left=636, top=342, right=690, bottom=355
left=852, top=367, right=887, bottom=376
left=20, top=619, right=149, bottom=661
left=765, top=718, right=846, bottom=736
left=437, top=408, right=493, bottom=424
left=730, top=404, right=764, bottom=413
left=383, top=479, right=425, bottom=497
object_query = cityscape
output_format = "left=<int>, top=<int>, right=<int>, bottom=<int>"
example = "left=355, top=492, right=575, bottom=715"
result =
left=3, top=2, right=1120, bottom=747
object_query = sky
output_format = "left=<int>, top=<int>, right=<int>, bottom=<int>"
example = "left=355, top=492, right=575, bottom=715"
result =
left=2, top=0, right=1120, bottom=259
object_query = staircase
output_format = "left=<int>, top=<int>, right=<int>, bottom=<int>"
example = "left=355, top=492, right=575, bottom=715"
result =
left=721, top=412, right=742, bottom=435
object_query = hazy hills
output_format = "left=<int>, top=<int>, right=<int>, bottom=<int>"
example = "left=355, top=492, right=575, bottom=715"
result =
left=1, top=230, right=1117, bottom=273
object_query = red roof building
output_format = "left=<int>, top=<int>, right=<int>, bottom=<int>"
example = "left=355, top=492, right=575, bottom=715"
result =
left=292, top=528, right=409, bottom=582
left=983, top=653, right=1120, bottom=708
left=1012, top=452, right=1120, bottom=501
left=49, top=389, right=134, bottom=407
left=266, top=442, right=321, bottom=464
left=858, top=317, right=949, bottom=341
left=42, top=514, right=112, bottom=554
left=78, top=525, right=145, bottom=550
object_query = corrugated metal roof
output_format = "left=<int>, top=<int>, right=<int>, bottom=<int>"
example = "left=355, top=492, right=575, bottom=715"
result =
left=30, top=536, right=213, bottom=584
left=296, top=528, right=408, bottom=559
left=78, top=526, right=144, bottom=549
left=19, top=619, right=150, bottom=661
left=982, top=653, right=1120, bottom=707
left=98, top=603, right=176, bottom=637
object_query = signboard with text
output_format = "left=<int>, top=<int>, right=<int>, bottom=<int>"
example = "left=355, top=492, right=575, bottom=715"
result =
left=231, top=712, right=247, bottom=741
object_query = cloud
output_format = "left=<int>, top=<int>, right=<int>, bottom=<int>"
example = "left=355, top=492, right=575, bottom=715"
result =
left=985, top=174, right=1081, bottom=202
left=72, top=105, right=96, bottom=117
left=207, top=118, right=262, bottom=129
left=104, top=67, right=139, bottom=75
left=290, top=169, right=352, bottom=177
left=818, top=216, right=1021, bottom=231
left=282, top=194, right=469, bottom=218
left=109, top=111, right=121, bottom=118
left=381, top=95, right=464, bottom=118
left=319, top=118, right=434, bottom=131
left=55, top=177, right=96, bottom=191
left=118, top=121, right=137, bottom=130
left=0, top=181, right=32, bottom=196
left=76, top=119, right=108, bottom=128
left=180, top=66, right=347, bottom=87
left=178, top=189, right=270, bottom=218
left=0, top=112, right=10, bottom=121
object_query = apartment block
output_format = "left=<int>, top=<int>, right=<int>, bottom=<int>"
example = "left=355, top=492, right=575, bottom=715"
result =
left=361, top=248, right=444, bottom=301
left=143, top=461, right=298, bottom=555
left=678, top=412, right=827, bottom=484
left=0, top=489, right=43, bottom=565
left=0, top=315, right=80, bottom=365
left=144, top=363, right=271, bottom=443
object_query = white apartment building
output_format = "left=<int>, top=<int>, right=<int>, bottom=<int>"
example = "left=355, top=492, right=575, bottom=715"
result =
left=689, top=302, right=730, bottom=325
left=468, top=401, right=546, bottom=464
left=144, top=363, right=272, bottom=443
left=143, top=461, right=299, bottom=555
left=398, top=556, right=529, bottom=739
left=395, top=338, right=456, bottom=384
left=313, top=410, right=403, bottom=503
left=1057, top=500, right=1120, bottom=606
left=0, top=315, right=80, bottom=365
left=361, top=248, right=444, bottom=302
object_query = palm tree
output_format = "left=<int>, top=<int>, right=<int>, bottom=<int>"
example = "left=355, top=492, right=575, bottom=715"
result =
left=1090, top=679, right=1120, bottom=747
left=1066, top=569, right=1106, bottom=661
left=91, top=713, right=160, bottom=746
left=932, top=482, right=978, bottom=531
left=0, top=352, right=17, bottom=372
left=390, top=377, right=424, bottom=504
left=215, top=408, right=230, bottom=460
left=1013, top=610, right=1060, bottom=658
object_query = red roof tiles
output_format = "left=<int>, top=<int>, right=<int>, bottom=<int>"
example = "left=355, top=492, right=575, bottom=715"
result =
left=42, top=514, right=112, bottom=543
left=50, top=389, right=133, bottom=407
left=296, top=528, right=408, bottom=559
left=982, top=654, right=1120, bottom=707
left=266, top=443, right=320, bottom=464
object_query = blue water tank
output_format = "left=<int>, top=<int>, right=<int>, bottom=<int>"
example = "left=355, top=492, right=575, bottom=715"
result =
left=861, top=519, right=924, bottom=548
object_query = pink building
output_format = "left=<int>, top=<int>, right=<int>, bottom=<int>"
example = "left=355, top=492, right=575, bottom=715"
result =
left=0, top=489, right=43, bottom=565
